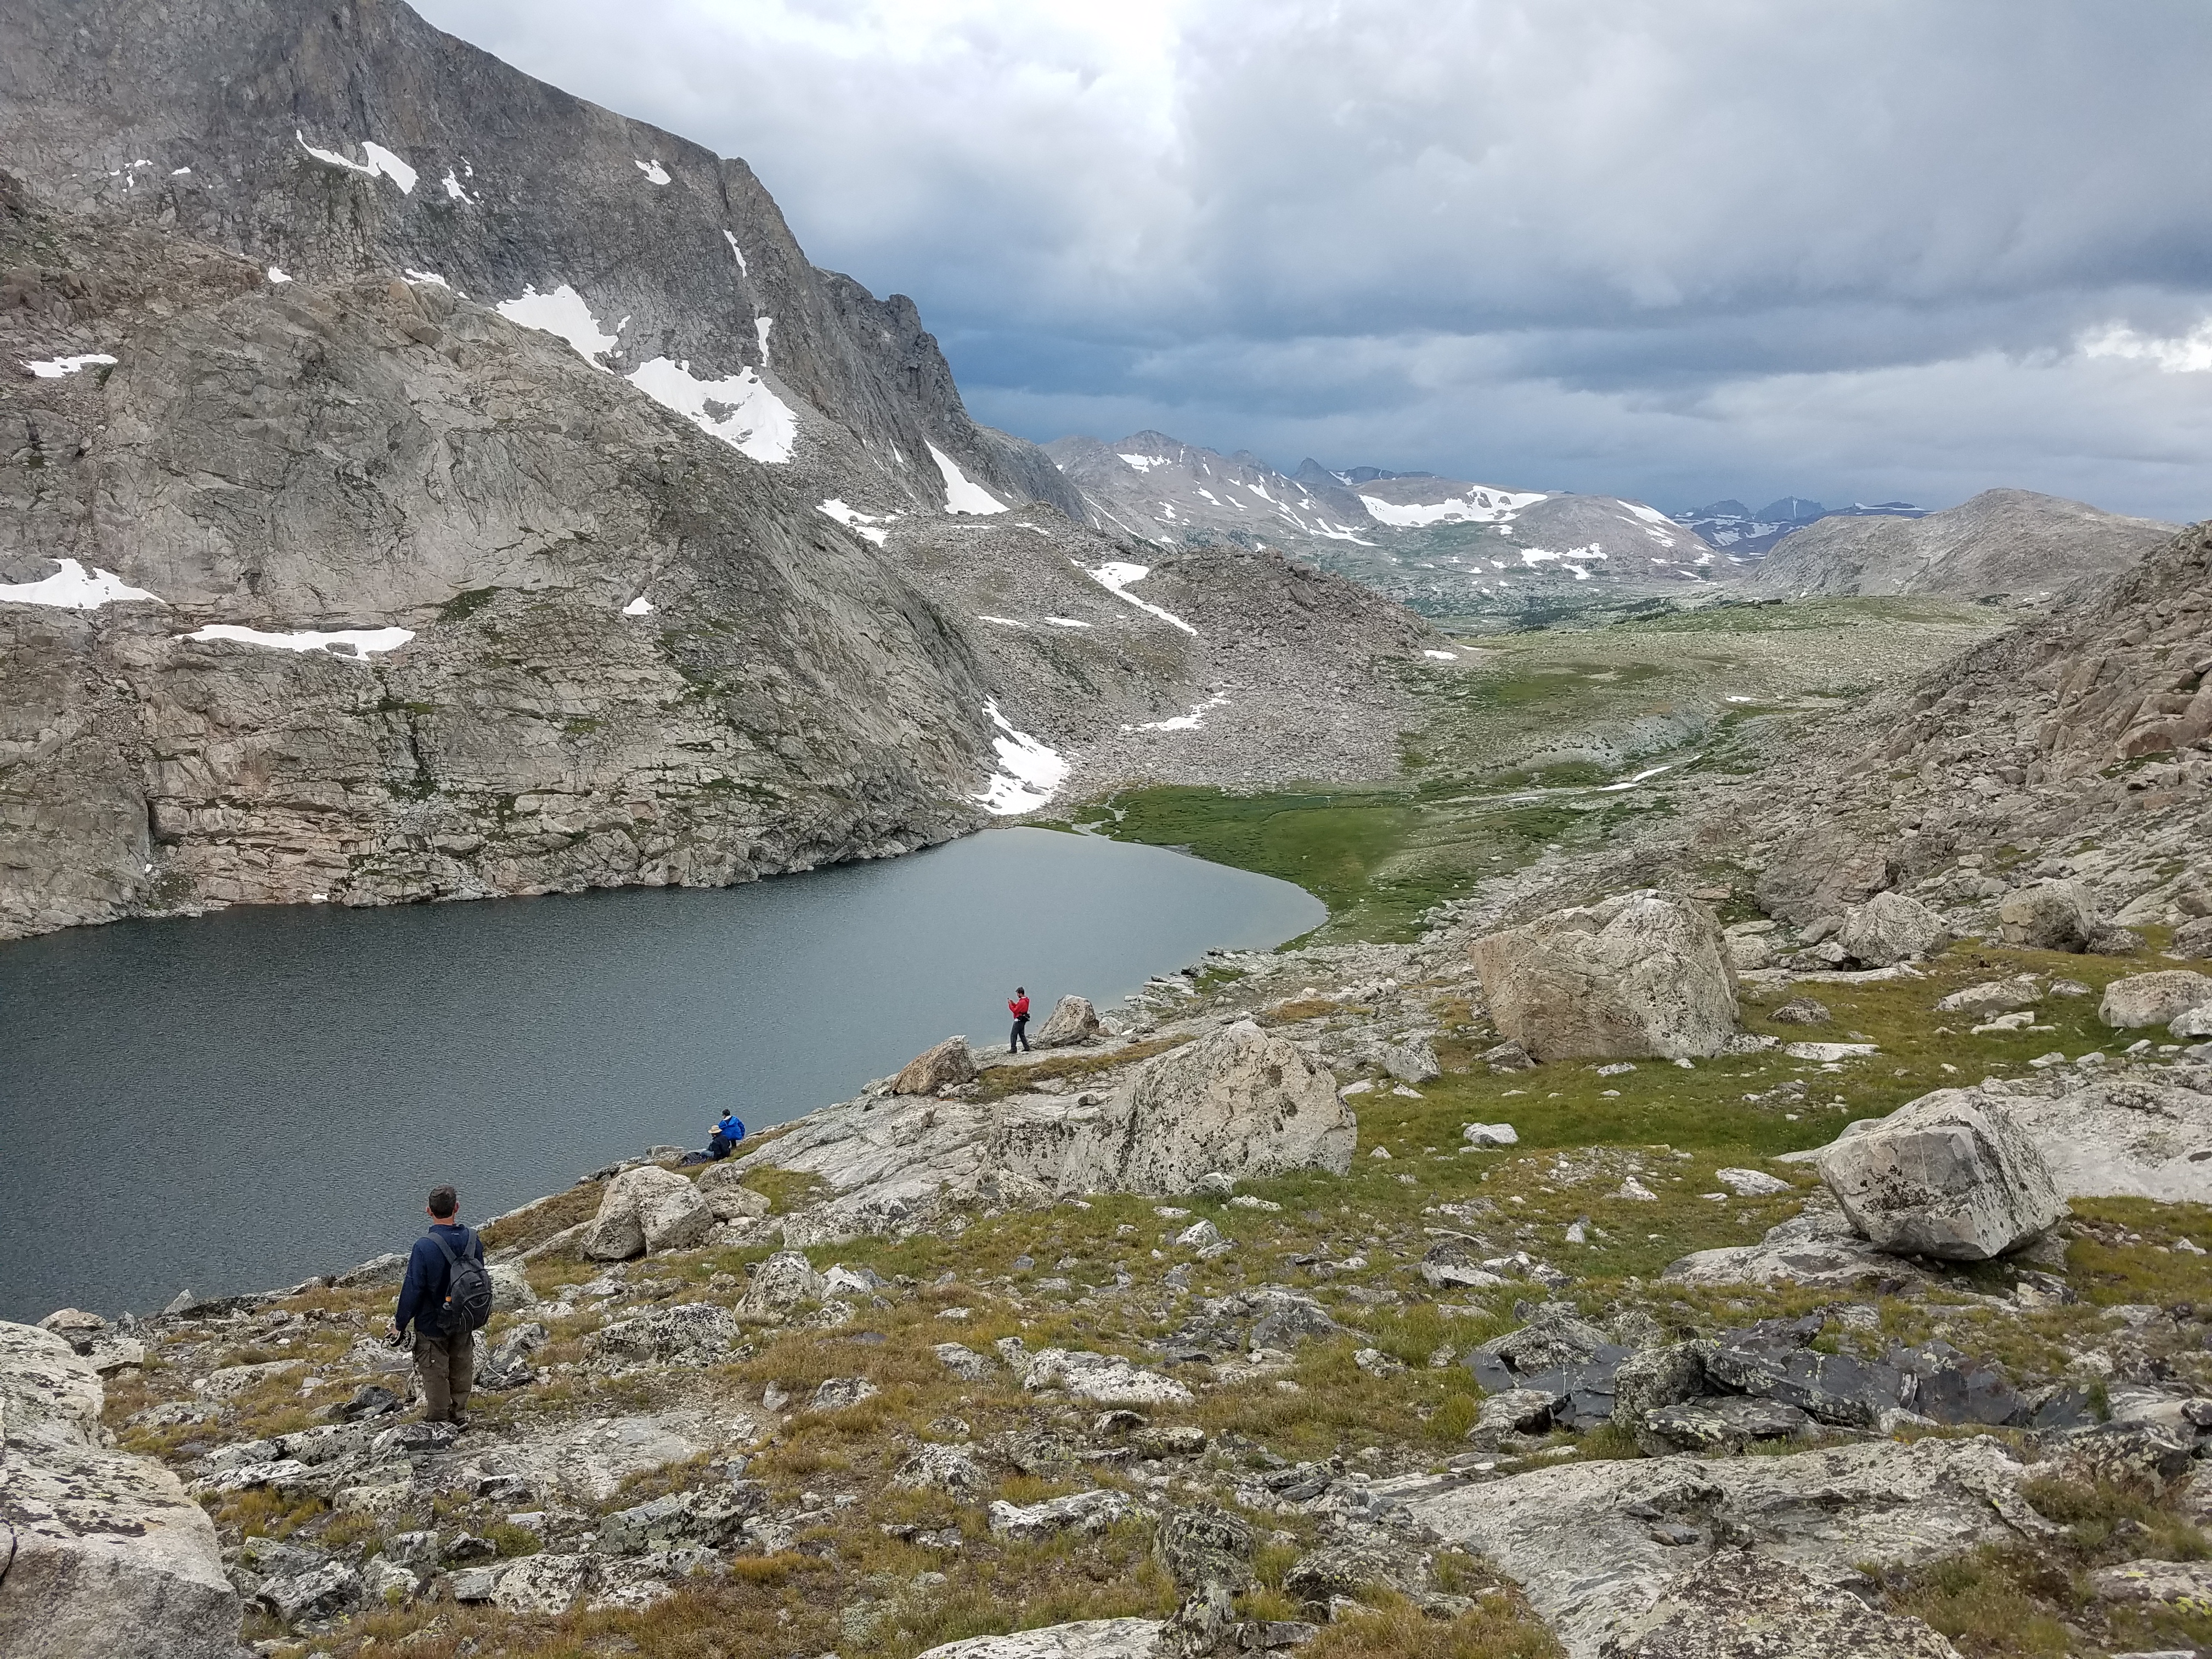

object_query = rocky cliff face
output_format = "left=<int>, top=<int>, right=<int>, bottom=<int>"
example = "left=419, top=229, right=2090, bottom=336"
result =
left=0, top=0, right=1446, bottom=939
left=1745, top=488, right=2176, bottom=601
left=0, top=0, right=1081, bottom=523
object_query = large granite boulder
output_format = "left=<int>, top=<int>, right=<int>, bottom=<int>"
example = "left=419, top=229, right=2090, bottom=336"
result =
left=0, top=1322, right=242, bottom=1658
left=1995, top=879, right=2100, bottom=951
left=1471, top=890, right=1739, bottom=1061
left=1056, top=1020, right=1353, bottom=1190
left=893, top=1037, right=979, bottom=1095
left=1837, top=891, right=1950, bottom=967
left=582, top=1164, right=712, bottom=1261
left=1816, top=1093, right=2062, bottom=1260
left=692, top=1160, right=772, bottom=1222
left=1032, top=995, right=1102, bottom=1048
left=2098, top=970, right=2212, bottom=1029
left=1754, top=825, right=1899, bottom=926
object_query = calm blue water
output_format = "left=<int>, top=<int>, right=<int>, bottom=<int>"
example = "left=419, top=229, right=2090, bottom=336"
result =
left=0, top=828, right=1322, bottom=1323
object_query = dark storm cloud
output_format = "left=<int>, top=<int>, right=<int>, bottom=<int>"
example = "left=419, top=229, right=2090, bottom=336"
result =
left=414, top=0, right=2212, bottom=516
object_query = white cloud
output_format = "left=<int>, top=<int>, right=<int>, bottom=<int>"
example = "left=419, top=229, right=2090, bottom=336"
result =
left=414, top=0, right=2212, bottom=518
left=2080, top=319, right=2212, bottom=374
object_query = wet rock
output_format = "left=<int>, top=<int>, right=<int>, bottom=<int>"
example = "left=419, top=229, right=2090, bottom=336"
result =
left=582, top=1164, right=712, bottom=1260
left=2099, top=970, right=2212, bottom=1029
left=1034, top=995, right=1103, bottom=1048
left=1600, top=1548, right=1961, bottom=1658
left=1838, top=891, right=1950, bottom=967
left=1464, top=1305, right=1630, bottom=1432
left=1637, top=1396, right=1816, bottom=1456
left=329, top=1383, right=404, bottom=1423
left=1816, top=1093, right=2062, bottom=1260
left=1471, top=890, right=1740, bottom=1061
left=988, top=1488, right=1137, bottom=1542
left=1697, top=1320, right=1909, bottom=1428
left=0, top=1321, right=242, bottom=1657
left=895, top=1036, right=980, bottom=1094
left=585, top=1303, right=736, bottom=1367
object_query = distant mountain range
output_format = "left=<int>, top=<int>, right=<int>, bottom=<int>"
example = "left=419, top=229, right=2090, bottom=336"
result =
left=1675, top=498, right=1931, bottom=556
left=1044, top=431, right=1740, bottom=620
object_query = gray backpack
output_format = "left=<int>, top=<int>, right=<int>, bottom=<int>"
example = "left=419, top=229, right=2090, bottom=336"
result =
left=431, top=1227, right=494, bottom=1333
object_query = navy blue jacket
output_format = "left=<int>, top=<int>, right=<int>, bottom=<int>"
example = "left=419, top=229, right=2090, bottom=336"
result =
left=394, top=1223, right=481, bottom=1338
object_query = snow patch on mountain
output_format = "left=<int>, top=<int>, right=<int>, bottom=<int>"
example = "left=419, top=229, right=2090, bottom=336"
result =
left=628, top=358, right=797, bottom=464
left=294, top=131, right=416, bottom=193
left=179, top=624, right=414, bottom=656
left=1085, top=561, right=1198, bottom=635
left=819, top=499, right=889, bottom=545
left=1127, top=691, right=1228, bottom=732
left=931, top=445, right=1009, bottom=515
left=0, top=558, right=160, bottom=609
left=977, top=699, right=1068, bottom=815
left=496, top=284, right=619, bottom=364
left=634, top=158, right=670, bottom=185
left=23, top=353, right=117, bottom=378
left=1359, top=489, right=1545, bottom=527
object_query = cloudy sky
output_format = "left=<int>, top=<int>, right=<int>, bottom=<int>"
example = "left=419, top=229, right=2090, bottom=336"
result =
left=419, top=0, right=2212, bottom=518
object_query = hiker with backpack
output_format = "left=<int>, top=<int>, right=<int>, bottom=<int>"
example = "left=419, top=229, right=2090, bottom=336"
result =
left=391, top=1183, right=493, bottom=1427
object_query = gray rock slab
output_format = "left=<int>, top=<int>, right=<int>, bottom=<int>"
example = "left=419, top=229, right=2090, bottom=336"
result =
left=1408, top=1436, right=2040, bottom=1659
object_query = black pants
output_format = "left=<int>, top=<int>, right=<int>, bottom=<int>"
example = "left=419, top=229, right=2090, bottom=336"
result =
left=1010, top=1015, right=1030, bottom=1052
left=708, top=1133, right=735, bottom=1160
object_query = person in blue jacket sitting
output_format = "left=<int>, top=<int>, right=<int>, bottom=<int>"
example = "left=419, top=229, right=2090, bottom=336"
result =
left=708, top=1110, right=746, bottom=1160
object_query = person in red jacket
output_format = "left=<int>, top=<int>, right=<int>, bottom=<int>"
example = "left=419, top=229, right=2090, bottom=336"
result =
left=1008, top=986, right=1032, bottom=1053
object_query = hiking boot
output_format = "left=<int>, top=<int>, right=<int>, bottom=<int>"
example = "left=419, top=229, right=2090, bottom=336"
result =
left=450, top=1411, right=472, bottom=1431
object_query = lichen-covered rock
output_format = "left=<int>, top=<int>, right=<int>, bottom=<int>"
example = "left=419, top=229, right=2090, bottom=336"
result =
left=582, top=1164, right=713, bottom=1260
left=584, top=1304, right=736, bottom=1367
left=2098, top=969, right=2212, bottom=1029
left=893, top=1442, right=988, bottom=1496
left=1610, top=1345, right=1706, bottom=1426
left=1816, top=1093, right=2062, bottom=1260
left=1837, top=890, right=1950, bottom=967
left=743, top=1251, right=829, bottom=1313
left=692, top=1161, right=772, bottom=1221
left=1601, top=1549, right=1961, bottom=1658
left=913, top=1620, right=1165, bottom=1659
left=1995, top=880, right=2100, bottom=951
left=1022, top=1349, right=1194, bottom=1406
left=894, top=1036, right=980, bottom=1095
left=1062, top=1020, right=1352, bottom=1190
left=986, top=1488, right=1137, bottom=1543
left=0, top=1321, right=242, bottom=1658
left=1470, top=890, right=1739, bottom=1061
left=1635, top=1396, right=1816, bottom=1457
left=1033, top=995, right=1102, bottom=1048
left=1754, top=825, right=1900, bottom=926
left=1409, top=1436, right=2033, bottom=1659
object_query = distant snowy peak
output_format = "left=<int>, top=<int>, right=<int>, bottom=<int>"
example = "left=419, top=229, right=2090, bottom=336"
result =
left=1678, top=496, right=1930, bottom=556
